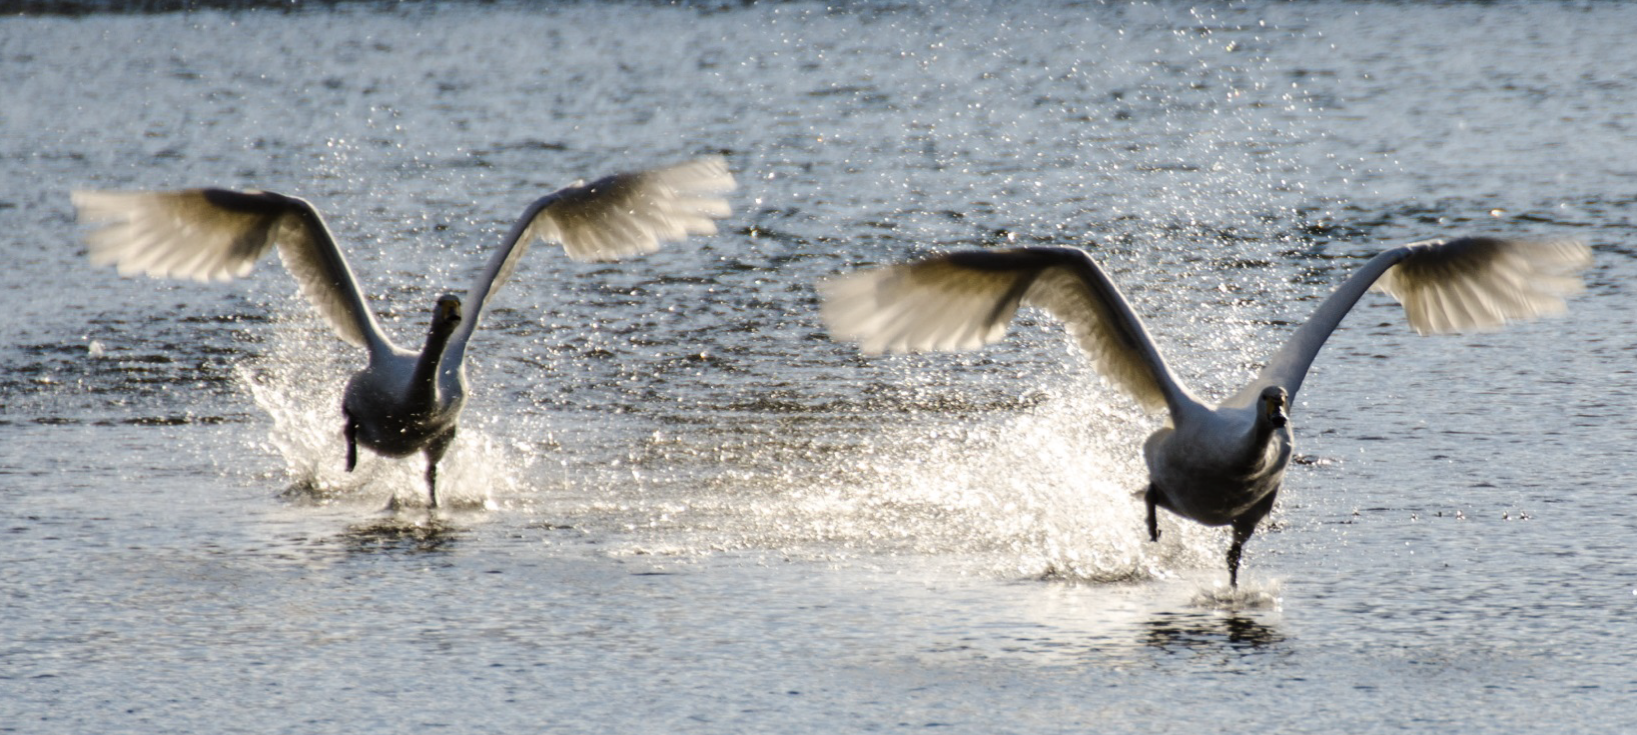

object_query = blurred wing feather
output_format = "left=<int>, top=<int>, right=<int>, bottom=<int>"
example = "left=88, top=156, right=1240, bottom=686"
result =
left=516, top=155, right=736, bottom=264
left=71, top=188, right=388, bottom=351
left=1229, top=236, right=1591, bottom=407
left=821, top=247, right=1189, bottom=412
left=445, top=156, right=736, bottom=358
left=1373, top=236, right=1590, bottom=335
left=73, top=189, right=275, bottom=282
left=820, top=257, right=1022, bottom=354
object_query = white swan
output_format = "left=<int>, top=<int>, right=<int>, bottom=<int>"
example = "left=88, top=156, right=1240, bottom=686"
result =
left=821, top=236, right=1591, bottom=585
left=73, top=156, right=736, bottom=508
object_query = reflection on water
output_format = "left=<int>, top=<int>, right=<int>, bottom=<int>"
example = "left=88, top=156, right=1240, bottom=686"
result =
left=340, top=516, right=464, bottom=555
left=1142, top=611, right=1287, bottom=659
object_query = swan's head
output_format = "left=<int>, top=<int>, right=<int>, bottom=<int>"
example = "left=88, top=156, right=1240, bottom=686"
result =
left=432, top=294, right=463, bottom=328
left=1259, top=386, right=1289, bottom=429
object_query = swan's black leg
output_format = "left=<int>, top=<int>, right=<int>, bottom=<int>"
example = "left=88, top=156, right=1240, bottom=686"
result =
left=423, top=428, right=457, bottom=510
left=1226, top=489, right=1279, bottom=587
left=1226, top=524, right=1251, bottom=588
left=343, top=412, right=359, bottom=472
left=1144, top=484, right=1163, bottom=542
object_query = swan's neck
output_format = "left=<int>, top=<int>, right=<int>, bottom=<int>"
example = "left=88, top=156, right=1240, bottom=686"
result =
left=1237, top=415, right=1287, bottom=473
left=409, top=320, right=458, bottom=407
left=1252, top=414, right=1279, bottom=448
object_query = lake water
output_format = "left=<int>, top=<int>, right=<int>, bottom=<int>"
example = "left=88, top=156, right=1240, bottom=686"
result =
left=4, top=1, right=1636, bottom=732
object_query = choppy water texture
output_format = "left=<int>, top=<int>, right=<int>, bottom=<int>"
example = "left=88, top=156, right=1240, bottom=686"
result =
left=4, top=1, right=1637, bottom=732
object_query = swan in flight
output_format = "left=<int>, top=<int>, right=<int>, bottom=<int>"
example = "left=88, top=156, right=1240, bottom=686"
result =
left=73, top=156, right=736, bottom=508
left=821, top=236, right=1591, bottom=585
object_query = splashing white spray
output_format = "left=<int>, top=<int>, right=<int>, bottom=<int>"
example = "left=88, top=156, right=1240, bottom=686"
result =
left=848, top=385, right=1234, bottom=582
left=237, top=305, right=526, bottom=510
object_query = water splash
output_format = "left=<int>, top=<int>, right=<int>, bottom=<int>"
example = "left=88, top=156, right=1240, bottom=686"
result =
left=236, top=311, right=525, bottom=511
left=846, top=387, right=1232, bottom=582
left=593, top=374, right=1242, bottom=583
left=1190, top=579, right=1283, bottom=611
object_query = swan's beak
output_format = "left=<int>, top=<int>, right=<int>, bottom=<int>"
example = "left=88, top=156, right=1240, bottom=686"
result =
left=1264, top=394, right=1289, bottom=428
left=435, top=296, right=463, bottom=323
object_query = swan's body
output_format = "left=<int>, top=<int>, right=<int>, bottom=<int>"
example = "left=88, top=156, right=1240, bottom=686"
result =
left=339, top=293, right=466, bottom=501
left=822, top=237, right=1591, bottom=585
left=74, top=156, right=736, bottom=508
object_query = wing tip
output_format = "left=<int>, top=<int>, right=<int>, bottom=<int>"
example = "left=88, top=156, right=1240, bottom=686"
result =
left=1387, top=234, right=1593, bottom=335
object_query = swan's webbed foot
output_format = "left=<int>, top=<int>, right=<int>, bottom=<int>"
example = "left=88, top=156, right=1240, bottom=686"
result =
left=1144, top=484, right=1163, bottom=542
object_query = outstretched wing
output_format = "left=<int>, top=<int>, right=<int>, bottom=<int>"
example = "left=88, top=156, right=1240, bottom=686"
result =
left=444, top=155, right=736, bottom=360
left=1226, top=236, right=1591, bottom=407
left=71, top=188, right=392, bottom=352
left=522, top=155, right=735, bottom=264
left=820, top=246, right=1197, bottom=414
left=1374, top=236, right=1589, bottom=334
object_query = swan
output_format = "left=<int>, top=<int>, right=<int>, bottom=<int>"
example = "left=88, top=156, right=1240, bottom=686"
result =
left=73, top=156, right=736, bottom=509
left=821, top=236, right=1591, bottom=585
